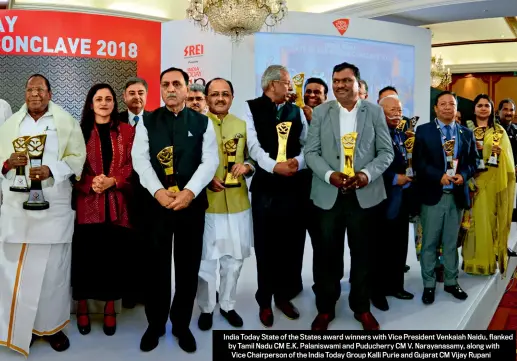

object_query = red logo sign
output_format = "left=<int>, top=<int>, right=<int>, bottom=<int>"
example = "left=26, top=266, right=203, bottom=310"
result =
left=333, top=18, right=350, bottom=36
left=184, top=44, right=204, bottom=57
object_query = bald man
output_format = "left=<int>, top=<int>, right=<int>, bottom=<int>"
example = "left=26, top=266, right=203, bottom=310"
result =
left=371, top=96, right=414, bottom=312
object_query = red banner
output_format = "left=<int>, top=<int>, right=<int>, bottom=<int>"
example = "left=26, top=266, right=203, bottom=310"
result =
left=0, top=11, right=161, bottom=109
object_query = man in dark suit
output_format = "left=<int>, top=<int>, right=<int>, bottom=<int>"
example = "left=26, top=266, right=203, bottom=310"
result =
left=413, top=90, right=477, bottom=305
left=119, top=77, right=153, bottom=309
left=305, top=62, right=394, bottom=331
left=372, top=95, right=414, bottom=312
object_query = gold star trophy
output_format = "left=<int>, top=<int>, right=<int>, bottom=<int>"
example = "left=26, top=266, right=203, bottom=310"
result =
left=403, top=116, right=419, bottom=177
left=487, top=129, right=504, bottom=167
left=223, top=134, right=244, bottom=188
left=341, top=132, right=358, bottom=177
left=23, top=134, right=49, bottom=210
left=292, top=73, right=305, bottom=108
left=443, top=139, right=456, bottom=177
left=276, top=122, right=292, bottom=162
left=473, top=127, right=487, bottom=171
left=157, top=146, right=180, bottom=193
left=10, top=136, right=31, bottom=192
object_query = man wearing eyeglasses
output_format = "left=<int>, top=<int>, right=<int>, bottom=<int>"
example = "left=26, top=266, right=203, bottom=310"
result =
left=0, top=74, right=86, bottom=355
left=243, top=64, right=308, bottom=328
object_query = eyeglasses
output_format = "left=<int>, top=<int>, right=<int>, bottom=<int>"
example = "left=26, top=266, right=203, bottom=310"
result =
left=274, top=80, right=291, bottom=87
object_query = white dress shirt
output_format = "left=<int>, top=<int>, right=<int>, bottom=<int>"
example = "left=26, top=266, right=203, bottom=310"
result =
left=128, top=109, right=144, bottom=127
left=324, top=100, right=372, bottom=183
left=243, top=102, right=308, bottom=173
left=0, top=99, right=13, bottom=126
left=131, top=107, right=219, bottom=198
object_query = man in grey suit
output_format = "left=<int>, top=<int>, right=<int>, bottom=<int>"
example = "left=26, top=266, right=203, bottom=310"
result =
left=305, top=62, right=393, bottom=331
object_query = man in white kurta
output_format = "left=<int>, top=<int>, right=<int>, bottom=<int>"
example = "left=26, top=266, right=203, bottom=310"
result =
left=196, top=78, right=253, bottom=331
left=0, top=75, right=86, bottom=356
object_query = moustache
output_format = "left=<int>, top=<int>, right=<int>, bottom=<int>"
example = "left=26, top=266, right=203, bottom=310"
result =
left=215, top=101, right=226, bottom=106
left=166, top=93, right=176, bottom=98
left=387, top=115, right=402, bottom=121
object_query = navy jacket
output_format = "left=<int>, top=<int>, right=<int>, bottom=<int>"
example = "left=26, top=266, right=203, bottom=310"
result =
left=413, top=121, right=477, bottom=210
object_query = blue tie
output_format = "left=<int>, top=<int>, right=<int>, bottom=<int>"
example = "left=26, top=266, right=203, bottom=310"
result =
left=133, top=115, right=139, bottom=124
left=444, top=125, right=452, bottom=140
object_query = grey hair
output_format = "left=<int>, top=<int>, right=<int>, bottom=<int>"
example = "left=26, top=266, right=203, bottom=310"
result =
left=261, top=65, right=288, bottom=91
left=124, top=77, right=148, bottom=91
left=189, top=83, right=205, bottom=93
left=379, top=94, right=400, bottom=105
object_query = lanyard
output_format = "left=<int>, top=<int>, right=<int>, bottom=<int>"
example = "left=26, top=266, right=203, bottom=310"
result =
left=392, top=132, right=407, bottom=159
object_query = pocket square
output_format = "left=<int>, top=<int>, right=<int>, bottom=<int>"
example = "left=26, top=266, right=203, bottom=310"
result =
left=188, top=131, right=193, bottom=137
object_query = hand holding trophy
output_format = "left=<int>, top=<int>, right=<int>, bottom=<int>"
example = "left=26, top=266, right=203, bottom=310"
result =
left=223, top=134, right=244, bottom=188
left=23, top=134, right=50, bottom=210
left=10, top=136, right=31, bottom=192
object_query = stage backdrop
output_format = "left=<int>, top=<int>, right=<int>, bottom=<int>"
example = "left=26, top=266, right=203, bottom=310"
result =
left=161, top=20, right=233, bottom=103
left=0, top=11, right=161, bottom=119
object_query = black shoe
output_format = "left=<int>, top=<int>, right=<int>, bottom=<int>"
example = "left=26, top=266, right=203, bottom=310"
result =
left=444, top=285, right=468, bottom=300
left=216, top=292, right=219, bottom=303
left=140, top=327, right=165, bottom=352
left=172, top=328, right=197, bottom=353
left=387, top=289, right=414, bottom=300
left=221, top=309, right=244, bottom=328
left=44, top=331, right=70, bottom=352
left=198, top=312, right=213, bottom=331
left=422, top=288, right=435, bottom=305
left=508, top=248, right=517, bottom=257
left=259, top=308, right=274, bottom=327
left=371, top=296, right=389, bottom=311
left=404, top=265, right=410, bottom=272
left=275, top=300, right=300, bottom=320
left=30, top=334, right=39, bottom=347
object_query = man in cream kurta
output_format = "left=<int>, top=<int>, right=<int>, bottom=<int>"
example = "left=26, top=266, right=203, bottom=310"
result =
left=197, top=78, right=253, bottom=331
left=0, top=75, right=86, bottom=356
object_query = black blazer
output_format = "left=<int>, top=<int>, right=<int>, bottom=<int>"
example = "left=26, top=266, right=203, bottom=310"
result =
left=413, top=121, right=477, bottom=210
left=383, top=130, right=413, bottom=219
left=119, top=109, right=152, bottom=124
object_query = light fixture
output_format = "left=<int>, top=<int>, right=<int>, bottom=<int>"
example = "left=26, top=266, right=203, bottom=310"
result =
left=430, top=55, right=452, bottom=89
left=186, top=0, right=288, bottom=42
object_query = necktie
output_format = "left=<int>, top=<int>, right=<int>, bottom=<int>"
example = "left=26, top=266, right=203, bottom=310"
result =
left=133, top=115, right=139, bottom=124
left=444, top=125, right=452, bottom=140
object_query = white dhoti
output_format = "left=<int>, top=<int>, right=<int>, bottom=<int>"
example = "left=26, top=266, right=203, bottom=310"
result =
left=197, top=209, right=252, bottom=313
left=0, top=242, right=71, bottom=356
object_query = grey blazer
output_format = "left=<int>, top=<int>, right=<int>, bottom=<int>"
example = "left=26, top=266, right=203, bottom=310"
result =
left=304, top=100, right=394, bottom=210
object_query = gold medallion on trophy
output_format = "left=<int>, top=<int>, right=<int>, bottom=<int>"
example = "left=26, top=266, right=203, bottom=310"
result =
left=23, top=134, right=49, bottom=210
left=223, top=134, right=244, bottom=188
left=487, top=129, right=504, bottom=167
left=10, top=135, right=31, bottom=193
left=341, top=132, right=358, bottom=177
left=292, top=73, right=305, bottom=108
left=157, top=146, right=180, bottom=193
left=443, top=139, right=456, bottom=176
left=276, top=122, right=292, bottom=162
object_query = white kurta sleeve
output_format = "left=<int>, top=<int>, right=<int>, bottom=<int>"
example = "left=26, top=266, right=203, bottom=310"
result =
left=131, top=120, right=164, bottom=197
left=184, top=120, right=219, bottom=198
left=243, top=102, right=277, bottom=173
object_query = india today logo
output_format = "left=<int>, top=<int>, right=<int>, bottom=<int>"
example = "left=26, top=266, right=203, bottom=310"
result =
left=333, top=18, right=350, bottom=36
left=184, top=44, right=204, bottom=58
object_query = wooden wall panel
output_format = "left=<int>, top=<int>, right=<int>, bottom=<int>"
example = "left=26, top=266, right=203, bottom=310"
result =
left=451, top=77, right=489, bottom=101
left=449, top=72, right=517, bottom=107
left=493, top=77, right=517, bottom=109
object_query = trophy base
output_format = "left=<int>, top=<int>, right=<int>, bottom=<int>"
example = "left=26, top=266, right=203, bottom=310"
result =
left=23, top=201, right=50, bottom=211
left=10, top=186, right=30, bottom=193
left=487, top=163, right=499, bottom=168
left=223, top=182, right=241, bottom=188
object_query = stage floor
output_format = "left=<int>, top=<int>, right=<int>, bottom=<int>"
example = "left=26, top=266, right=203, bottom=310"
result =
left=2, top=224, right=516, bottom=360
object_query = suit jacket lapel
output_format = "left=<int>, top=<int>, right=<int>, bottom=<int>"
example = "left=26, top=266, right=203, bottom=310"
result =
left=355, top=103, right=367, bottom=145
left=330, top=101, right=341, bottom=149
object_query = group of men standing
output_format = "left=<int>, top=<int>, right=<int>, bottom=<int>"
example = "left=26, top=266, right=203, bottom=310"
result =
left=0, top=59, right=484, bottom=358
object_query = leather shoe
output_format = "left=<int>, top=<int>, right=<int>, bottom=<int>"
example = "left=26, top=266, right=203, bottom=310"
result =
left=30, top=334, right=38, bottom=348
left=275, top=300, right=300, bottom=320
left=354, top=312, right=379, bottom=330
left=221, top=309, right=243, bottom=328
left=508, top=248, right=517, bottom=257
left=311, top=313, right=335, bottom=331
left=444, top=285, right=468, bottom=300
left=198, top=312, right=213, bottom=331
left=172, top=328, right=197, bottom=353
left=404, top=265, right=410, bottom=272
left=44, top=331, right=70, bottom=352
left=422, top=288, right=435, bottom=305
left=387, top=290, right=414, bottom=300
left=371, top=296, right=389, bottom=311
left=140, top=327, right=165, bottom=352
left=259, top=308, right=274, bottom=327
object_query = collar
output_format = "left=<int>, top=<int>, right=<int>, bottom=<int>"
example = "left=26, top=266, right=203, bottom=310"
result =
left=436, top=118, right=456, bottom=131
left=128, top=109, right=144, bottom=119
left=337, top=99, right=361, bottom=111
left=166, top=104, right=186, bottom=116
